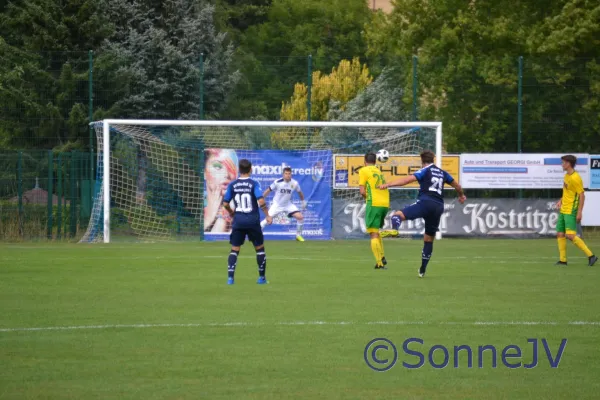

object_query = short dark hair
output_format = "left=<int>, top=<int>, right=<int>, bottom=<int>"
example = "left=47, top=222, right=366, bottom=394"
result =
left=364, top=152, right=377, bottom=164
left=239, top=159, right=252, bottom=174
left=420, top=150, right=435, bottom=164
left=283, top=167, right=292, bottom=173
left=561, top=155, right=577, bottom=168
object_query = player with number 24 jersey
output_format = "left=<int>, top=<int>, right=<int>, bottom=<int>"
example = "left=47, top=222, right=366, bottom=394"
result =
left=379, top=150, right=466, bottom=278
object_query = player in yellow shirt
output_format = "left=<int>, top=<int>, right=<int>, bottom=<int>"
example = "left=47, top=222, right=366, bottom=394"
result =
left=359, top=152, right=390, bottom=269
left=555, top=155, right=597, bottom=267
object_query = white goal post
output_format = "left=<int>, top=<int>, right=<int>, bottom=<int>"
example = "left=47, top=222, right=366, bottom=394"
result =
left=89, top=119, right=443, bottom=243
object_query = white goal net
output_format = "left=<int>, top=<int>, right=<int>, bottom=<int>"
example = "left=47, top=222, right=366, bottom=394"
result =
left=80, top=120, right=442, bottom=243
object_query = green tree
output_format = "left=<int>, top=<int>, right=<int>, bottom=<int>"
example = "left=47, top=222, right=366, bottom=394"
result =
left=280, top=58, right=373, bottom=121
left=215, top=0, right=272, bottom=40
left=225, top=0, right=373, bottom=120
left=365, top=0, right=600, bottom=153
left=522, top=0, right=600, bottom=152
left=96, top=0, right=240, bottom=119
left=0, top=0, right=111, bottom=149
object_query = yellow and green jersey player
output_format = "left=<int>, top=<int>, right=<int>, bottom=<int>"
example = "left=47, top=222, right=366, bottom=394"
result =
left=556, top=155, right=597, bottom=267
left=359, top=152, right=390, bottom=269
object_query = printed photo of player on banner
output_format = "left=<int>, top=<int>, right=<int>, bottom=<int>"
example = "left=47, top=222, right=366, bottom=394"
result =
left=203, top=149, right=332, bottom=241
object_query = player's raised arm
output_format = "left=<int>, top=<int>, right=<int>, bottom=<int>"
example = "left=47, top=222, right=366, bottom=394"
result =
left=379, top=175, right=417, bottom=189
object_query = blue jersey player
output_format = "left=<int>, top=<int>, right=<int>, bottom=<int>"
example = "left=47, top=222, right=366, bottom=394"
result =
left=379, top=150, right=466, bottom=278
left=222, top=159, right=273, bottom=285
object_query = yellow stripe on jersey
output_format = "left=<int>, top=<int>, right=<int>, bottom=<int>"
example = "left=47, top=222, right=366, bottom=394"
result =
left=358, top=165, right=390, bottom=208
left=560, top=171, right=584, bottom=215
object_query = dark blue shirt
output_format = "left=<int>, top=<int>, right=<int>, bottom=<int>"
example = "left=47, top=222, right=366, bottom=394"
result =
left=413, top=164, right=454, bottom=204
left=223, top=177, right=264, bottom=227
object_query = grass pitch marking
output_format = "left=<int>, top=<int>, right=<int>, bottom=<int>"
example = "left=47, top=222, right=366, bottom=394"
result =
left=1, top=320, right=600, bottom=333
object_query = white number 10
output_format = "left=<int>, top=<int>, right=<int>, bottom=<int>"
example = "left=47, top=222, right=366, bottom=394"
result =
left=234, top=193, right=253, bottom=213
left=429, top=177, right=443, bottom=195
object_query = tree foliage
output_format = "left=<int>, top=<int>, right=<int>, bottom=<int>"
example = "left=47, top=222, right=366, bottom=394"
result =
left=225, top=0, right=373, bottom=120
left=271, top=58, right=372, bottom=149
left=96, top=0, right=240, bottom=120
left=0, top=0, right=109, bottom=149
left=365, top=0, right=600, bottom=153
left=1, top=0, right=599, bottom=155
left=280, top=58, right=373, bottom=121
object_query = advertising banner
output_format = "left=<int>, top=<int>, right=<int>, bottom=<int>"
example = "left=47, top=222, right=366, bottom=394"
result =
left=204, top=149, right=331, bottom=241
left=460, top=153, right=590, bottom=189
left=334, top=154, right=460, bottom=189
left=590, top=156, right=600, bottom=189
left=582, top=192, right=600, bottom=226
left=333, top=198, right=562, bottom=238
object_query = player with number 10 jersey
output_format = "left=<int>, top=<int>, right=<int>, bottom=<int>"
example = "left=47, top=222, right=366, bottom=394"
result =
left=222, top=159, right=272, bottom=285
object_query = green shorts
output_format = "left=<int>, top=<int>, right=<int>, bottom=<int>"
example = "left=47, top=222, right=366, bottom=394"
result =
left=556, top=213, right=577, bottom=234
left=365, top=205, right=388, bottom=232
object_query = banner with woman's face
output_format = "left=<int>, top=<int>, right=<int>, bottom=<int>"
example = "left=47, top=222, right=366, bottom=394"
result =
left=203, top=148, right=332, bottom=240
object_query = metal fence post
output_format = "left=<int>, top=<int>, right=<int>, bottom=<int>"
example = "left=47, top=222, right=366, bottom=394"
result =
left=70, top=152, right=77, bottom=238
left=307, top=55, right=313, bottom=122
left=518, top=56, right=523, bottom=199
left=89, top=50, right=94, bottom=181
left=57, top=154, right=63, bottom=239
left=412, top=55, right=418, bottom=121
left=47, top=151, right=53, bottom=239
left=199, top=53, right=204, bottom=120
left=17, top=151, right=23, bottom=237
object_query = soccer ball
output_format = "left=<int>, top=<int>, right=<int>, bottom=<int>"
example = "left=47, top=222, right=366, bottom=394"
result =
left=376, top=149, right=390, bottom=163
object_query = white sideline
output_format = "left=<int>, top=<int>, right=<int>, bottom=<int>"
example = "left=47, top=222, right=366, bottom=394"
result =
left=0, top=254, right=589, bottom=262
left=1, top=320, right=599, bottom=333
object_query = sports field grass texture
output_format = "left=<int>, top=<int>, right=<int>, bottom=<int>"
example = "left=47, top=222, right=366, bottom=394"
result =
left=1, top=238, right=600, bottom=400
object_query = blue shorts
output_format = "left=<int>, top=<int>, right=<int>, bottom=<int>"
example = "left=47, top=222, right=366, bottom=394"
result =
left=230, top=225, right=264, bottom=247
left=401, top=200, right=444, bottom=236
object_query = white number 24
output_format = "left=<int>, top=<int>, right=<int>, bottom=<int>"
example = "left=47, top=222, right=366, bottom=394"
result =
left=429, top=177, right=443, bottom=195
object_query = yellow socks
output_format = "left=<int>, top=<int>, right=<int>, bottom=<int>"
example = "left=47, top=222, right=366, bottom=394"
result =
left=572, top=237, right=593, bottom=257
left=557, top=237, right=567, bottom=262
left=558, top=236, right=594, bottom=262
left=378, top=235, right=384, bottom=260
left=371, top=237, right=383, bottom=266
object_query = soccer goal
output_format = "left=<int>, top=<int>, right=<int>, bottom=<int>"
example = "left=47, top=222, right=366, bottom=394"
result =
left=80, top=120, right=443, bottom=243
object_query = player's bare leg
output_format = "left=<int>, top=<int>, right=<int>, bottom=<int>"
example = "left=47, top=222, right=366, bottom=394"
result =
left=292, top=212, right=305, bottom=241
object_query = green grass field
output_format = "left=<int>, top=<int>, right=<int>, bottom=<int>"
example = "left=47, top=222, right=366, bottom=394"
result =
left=2, top=238, right=600, bottom=399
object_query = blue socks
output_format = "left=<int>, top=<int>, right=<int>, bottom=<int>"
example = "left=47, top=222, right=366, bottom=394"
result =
left=391, top=215, right=401, bottom=230
left=256, top=248, right=266, bottom=277
left=422, top=241, right=433, bottom=269
left=228, top=250, right=239, bottom=278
